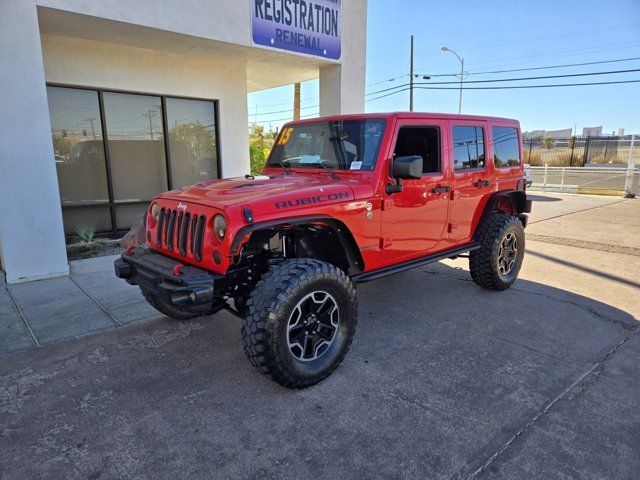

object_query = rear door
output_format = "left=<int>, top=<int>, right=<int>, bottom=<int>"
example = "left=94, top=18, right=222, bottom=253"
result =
left=448, top=121, right=492, bottom=243
left=381, top=119, right=450, bottom=259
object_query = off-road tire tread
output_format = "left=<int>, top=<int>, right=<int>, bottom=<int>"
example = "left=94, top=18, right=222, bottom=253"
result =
left=140, top=287, right=201, bottom=320
left=242, top=258, right=357, bottom=388
left=470, top=213, right=524, bottom=290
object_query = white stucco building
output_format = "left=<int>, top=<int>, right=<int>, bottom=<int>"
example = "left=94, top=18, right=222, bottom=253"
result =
left=0, top=0, right=367, bottom=284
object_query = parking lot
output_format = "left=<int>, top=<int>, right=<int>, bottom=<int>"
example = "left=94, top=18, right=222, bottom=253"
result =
left=1, top=193, right=639, bottom=479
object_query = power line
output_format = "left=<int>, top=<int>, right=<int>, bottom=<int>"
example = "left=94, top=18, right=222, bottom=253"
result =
left=365, top=79, right=640, bottom=102
left=414, top=23, right=640, bottom=55
left=363, top=67, right=640, bottom=101
left=413, top=68, right=640, bottom=85
left=421, top=56, right=640, bottom=78
left=415, top=79, right=640, bottom=90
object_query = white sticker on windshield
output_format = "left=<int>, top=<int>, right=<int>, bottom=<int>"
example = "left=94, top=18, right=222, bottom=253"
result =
left=350, top=161, right=363, bottom=170
left=300, top=155, right=321, bottom=164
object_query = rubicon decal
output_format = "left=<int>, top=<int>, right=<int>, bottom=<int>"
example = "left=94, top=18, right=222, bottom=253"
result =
left=275, top=191, right=350, bottom=209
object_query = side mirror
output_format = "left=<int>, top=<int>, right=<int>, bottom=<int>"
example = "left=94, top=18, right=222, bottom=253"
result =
left=392, top=155, right=423, bottom=179
left=386, top=156, right=423, bottom=194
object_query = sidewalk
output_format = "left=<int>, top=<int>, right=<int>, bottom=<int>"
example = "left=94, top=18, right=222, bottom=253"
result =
left=1, top=255, right=159, bottom=355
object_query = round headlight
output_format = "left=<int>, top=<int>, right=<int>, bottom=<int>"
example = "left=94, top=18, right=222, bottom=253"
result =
left=151, top=203, right=160, bottom=220
left=213, top=214, right=227, bottom=241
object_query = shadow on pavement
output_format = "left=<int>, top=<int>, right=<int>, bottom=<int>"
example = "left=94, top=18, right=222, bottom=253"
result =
left=0, top=263, right=637, bottom=479
left=527, top=194, right=562, bottom=203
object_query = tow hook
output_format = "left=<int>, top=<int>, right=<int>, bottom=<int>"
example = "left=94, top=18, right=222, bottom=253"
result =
left=172, top=264, right=185, bottom=276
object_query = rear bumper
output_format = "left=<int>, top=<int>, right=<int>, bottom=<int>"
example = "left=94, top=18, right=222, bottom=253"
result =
left=114, top=247, right=225, bottom=315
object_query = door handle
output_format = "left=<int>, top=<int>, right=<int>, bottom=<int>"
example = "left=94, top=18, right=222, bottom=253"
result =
left=474, top=180, right=490, bottom=187
left=431, top=185, right=451, bottom=194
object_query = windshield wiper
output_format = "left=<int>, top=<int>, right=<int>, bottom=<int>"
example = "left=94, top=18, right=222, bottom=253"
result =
left=303, top=162, right=340, bottom=180
left=272, top=160, right=293, bottom=176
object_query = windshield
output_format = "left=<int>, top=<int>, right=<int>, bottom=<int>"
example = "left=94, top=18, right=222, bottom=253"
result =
left=268, top=119, right=387, bottom=171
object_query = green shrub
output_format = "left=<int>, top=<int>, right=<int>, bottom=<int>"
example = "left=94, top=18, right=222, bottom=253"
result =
left=75, top=224, right=96, bottom=243
left=248, top=124, right=276, bottom=175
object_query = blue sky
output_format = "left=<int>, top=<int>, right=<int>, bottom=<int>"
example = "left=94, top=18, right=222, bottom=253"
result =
left=248, top=0, right=640, bottom=134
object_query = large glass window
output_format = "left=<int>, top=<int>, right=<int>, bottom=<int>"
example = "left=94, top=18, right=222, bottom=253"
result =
left=103, top=93, right=168, bottom=204
left=46, top=86, right=220, bottom=237
left=166, top=98, right=218, bottom=188
left=268, top=119, right=386, bottom=171
left=452, top=126, right=485, bottom=170
left=47, top=87, right=111, bottom=234
left=492, top=126, right=521, bottom=167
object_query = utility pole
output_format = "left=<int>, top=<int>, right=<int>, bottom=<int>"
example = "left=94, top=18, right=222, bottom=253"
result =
left=409, top=35, right=414, bottom=112
left=293, top=82, right=301, bottom=121
left=143, top=110, right=156, bottom=140
left=85, top=117, right=96, bottom=140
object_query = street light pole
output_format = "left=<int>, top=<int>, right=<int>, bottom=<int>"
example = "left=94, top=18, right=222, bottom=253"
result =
left=441, top=46, right=464, bottom=114
left=409, top=35, right=414, bottom=112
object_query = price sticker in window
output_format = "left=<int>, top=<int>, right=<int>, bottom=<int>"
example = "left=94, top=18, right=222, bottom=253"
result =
left=278, top=127, right=294, bottom=145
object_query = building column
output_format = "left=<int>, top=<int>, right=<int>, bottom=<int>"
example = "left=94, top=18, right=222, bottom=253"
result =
left=319, top=0, right=367, bottom=116
left=0, top=2, right=69, bottom=283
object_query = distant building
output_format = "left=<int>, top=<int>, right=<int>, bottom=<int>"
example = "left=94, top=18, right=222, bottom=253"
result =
left=528, top=130, right=546, bottom=138
left=617, top=128, right=625, bottom=137
left=545, top=129, right=572, bottom=139
left=582, top=126, right=603, bottom=137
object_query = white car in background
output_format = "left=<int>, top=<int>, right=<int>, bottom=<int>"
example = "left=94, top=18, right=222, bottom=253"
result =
left=523, top=163, right=533, bottom=188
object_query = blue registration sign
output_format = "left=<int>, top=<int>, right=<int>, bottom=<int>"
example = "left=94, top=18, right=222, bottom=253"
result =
left=251, top=0, right=341, bottom=60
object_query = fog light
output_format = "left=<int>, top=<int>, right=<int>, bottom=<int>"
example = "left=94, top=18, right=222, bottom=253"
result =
left=213, top=250, right=222, bottom=265
left=189, top=291, right=197, bottom=303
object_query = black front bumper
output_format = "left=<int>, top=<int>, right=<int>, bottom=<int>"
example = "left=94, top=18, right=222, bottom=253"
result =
left=115, top=247, right=225, bottom=315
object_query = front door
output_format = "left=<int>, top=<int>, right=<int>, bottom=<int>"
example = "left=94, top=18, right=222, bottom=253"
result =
left=448, top=121, right=492, bottom=243
left=381, top=121, right=450, bottom=260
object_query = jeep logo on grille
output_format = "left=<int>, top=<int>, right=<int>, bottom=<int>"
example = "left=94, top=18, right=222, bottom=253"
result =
left=177, top=202, right=188, bottom=211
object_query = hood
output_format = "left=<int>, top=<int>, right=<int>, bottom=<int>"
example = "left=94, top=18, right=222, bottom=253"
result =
left=157, top=172, right=373, bottom=215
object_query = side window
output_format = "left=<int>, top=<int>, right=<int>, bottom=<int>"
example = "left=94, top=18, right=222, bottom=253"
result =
left=452, top=126, right=485, bottom=170
left=492, top=126, right=521, bottom=167
left=393, top=126, right=440, bottom=174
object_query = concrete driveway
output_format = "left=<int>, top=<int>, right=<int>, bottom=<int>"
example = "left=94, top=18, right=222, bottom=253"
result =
left=1, top=193, right=639, bottom=479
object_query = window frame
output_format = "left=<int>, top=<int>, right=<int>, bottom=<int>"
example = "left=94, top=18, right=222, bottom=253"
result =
left=491, top=125, right=522, bottom=169
left=392, top=125, right=442, bottom=176
left=46, top=83, right=222, bottom=237
left=451, top=125, right=487, bottom=172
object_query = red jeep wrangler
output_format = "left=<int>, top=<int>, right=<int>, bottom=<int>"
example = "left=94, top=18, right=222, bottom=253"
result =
left=115, top=113, right=530, bottom=388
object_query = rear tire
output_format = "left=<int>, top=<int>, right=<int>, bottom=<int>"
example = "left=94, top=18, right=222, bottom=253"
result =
left=140, top=287, right=202, bottom=320
left=242, top=258, right=357, bottom=389
left=470, top=213, right=525, bottom=290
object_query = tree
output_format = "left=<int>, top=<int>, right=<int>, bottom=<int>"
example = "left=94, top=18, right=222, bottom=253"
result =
left=542, top=136, right=555, bottom=149
left=249, top=124, right=275, bottom=174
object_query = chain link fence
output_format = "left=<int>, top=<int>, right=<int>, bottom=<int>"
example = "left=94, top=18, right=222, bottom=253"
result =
left=523, top=136, right=637, bottom=167
left=525, top=135, right=638, bottom=196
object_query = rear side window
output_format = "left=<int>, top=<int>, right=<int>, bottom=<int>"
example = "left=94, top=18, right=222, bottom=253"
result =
left=393, top=126, right=440, bottom=174
left=492, top=126, right=521, bottom=167
left=452, top=126, right=485, bottom=170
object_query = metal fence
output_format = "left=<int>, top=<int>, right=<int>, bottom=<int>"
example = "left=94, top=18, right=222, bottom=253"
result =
left=523, top=136, right=637, bottom=167
left=529, top=165, right=640, bottom=196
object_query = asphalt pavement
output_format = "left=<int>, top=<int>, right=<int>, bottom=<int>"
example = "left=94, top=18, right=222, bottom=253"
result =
left=1, top=193, right=638, bottom=479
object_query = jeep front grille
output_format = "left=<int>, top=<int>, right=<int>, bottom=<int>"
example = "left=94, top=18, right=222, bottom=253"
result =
left=156, top=207, right=206, bottom=261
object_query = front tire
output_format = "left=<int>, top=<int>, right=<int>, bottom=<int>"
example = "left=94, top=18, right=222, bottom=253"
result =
left=470, top=213, right=525, bottom=290
left=242, top=258, right=357, bottom=389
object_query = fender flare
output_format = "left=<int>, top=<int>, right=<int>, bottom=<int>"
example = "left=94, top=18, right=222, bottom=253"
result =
left=230, top=215, right=365, bottom=275
left=474, top=191, right=531, bottom=240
